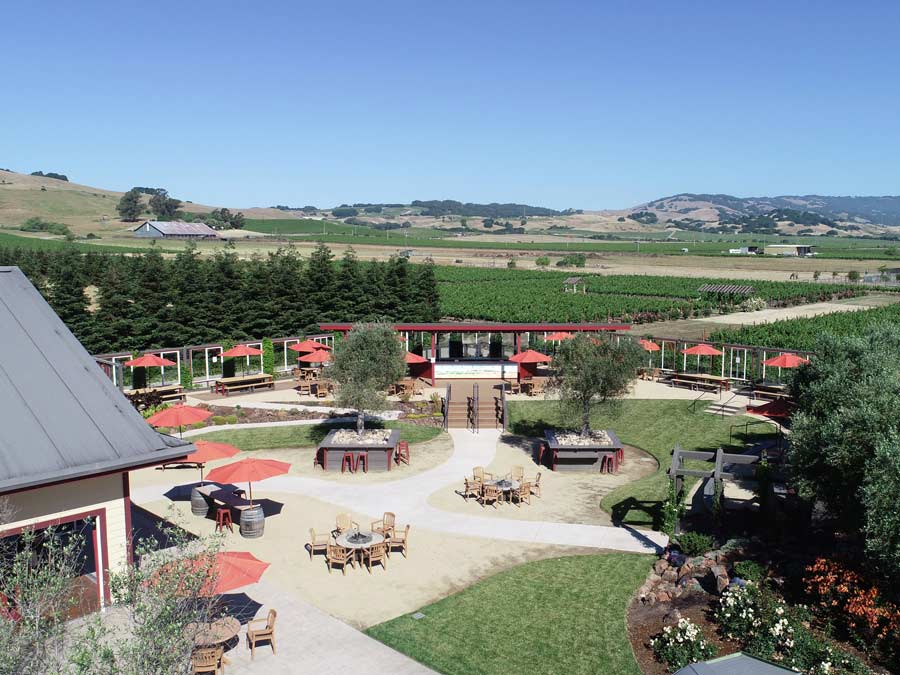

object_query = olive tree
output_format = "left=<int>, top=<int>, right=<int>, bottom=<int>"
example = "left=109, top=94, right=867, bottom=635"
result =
left=548, top=334, right=644, bottom=437
left=331, top=322, right=407, bottom=436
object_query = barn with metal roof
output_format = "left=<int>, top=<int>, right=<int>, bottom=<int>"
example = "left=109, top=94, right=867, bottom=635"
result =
left=0, top=266, right=194, bottom=611
left=132, top=220, right=219, bottom=239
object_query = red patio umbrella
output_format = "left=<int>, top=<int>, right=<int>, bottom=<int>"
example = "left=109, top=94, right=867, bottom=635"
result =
left=288, top=339, right=332, bottom=353
left=404, top=351, right=429, bottom=364
left=545, top=331, right=574, bottom=341
left=639, top=339, right=660, bottom=352
left=509, top=349, right=552, bottom=363
left=146, top=404, right=212, bottom=437
left=183, top=440, right=240, bottom=484
left=221, top=345, right=264, bottom=357
left=681, top=344, right=723, bottom=356
left=153, top=551, right=270, bottom=597
left=298, top=350, right=331, bottom=364
left=204, top=458, right=291, bottom=504
left=763, top=353, right=809, bottom=368
left=124, top=353, right=177, bottom=386
left=748, top=399, right=796, bottom=419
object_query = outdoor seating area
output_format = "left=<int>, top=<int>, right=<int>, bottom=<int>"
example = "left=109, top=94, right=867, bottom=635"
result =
left=211, top=373, right=275, bottom=396
left=127, top=383, right=186, bottom=404
left=462, top=466, right=539, bottom=508
left=309, top=512, right=411, bottom=575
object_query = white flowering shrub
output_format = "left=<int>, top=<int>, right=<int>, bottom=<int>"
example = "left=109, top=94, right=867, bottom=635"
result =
left=650, top=618, right=716, bottom=672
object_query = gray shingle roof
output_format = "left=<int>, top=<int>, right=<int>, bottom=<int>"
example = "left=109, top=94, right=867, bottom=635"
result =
left=133, top=221, right=218, bottom=236
left=675, top=652, right=795, bottom=674
left=0, top=267, right=193, bottom=494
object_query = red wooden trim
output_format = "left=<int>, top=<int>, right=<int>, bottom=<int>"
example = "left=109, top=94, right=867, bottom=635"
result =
left=0, top=507, right=110, bottom=606
left=320, top=322, right=630, bottom=332
left=122, top=473, right=134, bottom=565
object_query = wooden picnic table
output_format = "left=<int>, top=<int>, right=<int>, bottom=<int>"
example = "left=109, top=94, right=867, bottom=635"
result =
left=211, top=373, right=274, bottom=396
left=752, top=381, right=790, bottom=400
left=187, top=616, right=241, bottom=646
left=195, top=484, right=253, bottom=511
left=669, top=372, right=730, bottom=393
left=129, top=384, right=185, bottom=403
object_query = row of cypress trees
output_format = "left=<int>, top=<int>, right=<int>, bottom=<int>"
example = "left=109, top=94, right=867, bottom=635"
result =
left=0, top=242, right=440, bottom=354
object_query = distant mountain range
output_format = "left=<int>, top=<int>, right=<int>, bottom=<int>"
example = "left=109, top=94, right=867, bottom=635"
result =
left=639, top=193, right=900, bottom=228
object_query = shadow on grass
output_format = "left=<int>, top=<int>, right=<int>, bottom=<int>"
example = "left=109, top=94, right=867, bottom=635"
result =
left=610, top=496, right=663, bottom=531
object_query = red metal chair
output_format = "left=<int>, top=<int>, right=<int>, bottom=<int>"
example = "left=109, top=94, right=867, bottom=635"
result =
left=215, top=507, right=233, bottom=533
left=354, top=451, right=369, bottom=473
left=395, top=441, right=410, bottom=466
left=341, top=452, right=355, bottom=473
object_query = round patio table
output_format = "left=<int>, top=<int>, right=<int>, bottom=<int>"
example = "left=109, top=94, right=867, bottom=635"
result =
left=187, top=616, right=241, bottom=646
left=335, top=530, right=385, bottom=565
left=484, top=478, right=520, bottom=502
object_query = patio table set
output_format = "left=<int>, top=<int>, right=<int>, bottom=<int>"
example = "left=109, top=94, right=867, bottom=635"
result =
left=307, top=512, right=410, bottom=574
left=462, top=466, right=541, bottom=508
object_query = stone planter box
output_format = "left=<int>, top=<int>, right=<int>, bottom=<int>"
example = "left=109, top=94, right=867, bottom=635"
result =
left=543, top=429, right=623, bottom=472
left=316, top=429, right=401, bottom=472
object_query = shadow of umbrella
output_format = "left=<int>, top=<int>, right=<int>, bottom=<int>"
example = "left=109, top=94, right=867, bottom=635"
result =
left=216, top=592, right=263, bottom=624
left=164, top=482, right=208, bottom=502
left=129, top=503, right=197, bottom=553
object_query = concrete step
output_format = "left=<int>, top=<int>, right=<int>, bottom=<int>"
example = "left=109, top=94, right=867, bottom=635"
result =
left=704, top=403, right=747, bottom=416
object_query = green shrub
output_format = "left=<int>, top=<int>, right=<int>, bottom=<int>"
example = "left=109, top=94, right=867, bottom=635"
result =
left=210, top=415, right=228, bottom=426
left=224, top=415, right=238, bottom=425
left=734, top=560, right=766, bottom=583
left=262, top=337, right=275, bottom=376
left=676, top=532, right=716, bottom=556
left=650, top=618, right=716, bottom=671
left=661, top=480, right=684, bottom=537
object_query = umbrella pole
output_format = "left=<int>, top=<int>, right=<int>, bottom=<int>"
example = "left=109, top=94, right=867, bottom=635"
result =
left=248, top=482, right=253, bottom=506
left=199, top=464, right=204, bottom=486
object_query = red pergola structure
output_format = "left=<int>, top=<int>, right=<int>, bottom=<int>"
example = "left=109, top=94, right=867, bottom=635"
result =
left=319, top=322, right=629, bottom=385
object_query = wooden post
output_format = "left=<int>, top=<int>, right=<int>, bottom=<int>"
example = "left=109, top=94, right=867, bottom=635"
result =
left=713, top=446, right=724, bottom=513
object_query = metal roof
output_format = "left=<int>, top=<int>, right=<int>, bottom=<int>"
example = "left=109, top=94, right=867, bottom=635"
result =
left=675, top=652, right=794, bottom=674
left=133, top=221, right=218, bottom=236
left=0, top=267, right=193, bottom=494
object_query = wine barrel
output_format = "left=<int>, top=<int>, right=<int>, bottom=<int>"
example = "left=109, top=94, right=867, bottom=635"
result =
left=190, top=488, right=210, bottom=516
left=240, top=504, right=265, bottom=538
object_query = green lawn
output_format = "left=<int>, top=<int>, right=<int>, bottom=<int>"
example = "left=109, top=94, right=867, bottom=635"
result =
left=192, top=420, right=442, bottom=451
left=508, top=399, right=778, bottom=530
left=366, top=554, right=652, bottom=675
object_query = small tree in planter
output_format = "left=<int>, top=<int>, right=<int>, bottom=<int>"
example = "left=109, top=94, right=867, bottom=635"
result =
left=549, top=334, right=644, bottom=437
left=331, top=322, right=407, bottom=437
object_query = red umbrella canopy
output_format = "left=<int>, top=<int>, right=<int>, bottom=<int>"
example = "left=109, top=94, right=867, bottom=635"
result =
left=545, top=331, right=574, bottom=341
left=186, top=440, right=240, bottom=464
left=763, top=353, right=810, bottom=368
left=298, top=349, right=332, bottom=363
left=509, top=349, right=552, bottom=364
left=210, top=551, right=270, bottom=594
left=748, top=399, right=796, bottom=419
left=221, top=345, right=263, bottom=358
left=681, top=344, right=723, bottom=357
left=205, top=458, right=291, bottom=486
left=639, top=339, right=661, bottom=352
left=288, top=340, right=332, bottom=353
left=404, top=351, right=429, bottom=364
left=124, top=354, right=177, bottom=367
left=146, top=405, right=212, bottom=428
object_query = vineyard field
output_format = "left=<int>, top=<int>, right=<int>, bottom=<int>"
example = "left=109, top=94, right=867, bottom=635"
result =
left=435, top=267, right=863, bottom=324
left=708, top=303, right=900, bottom=351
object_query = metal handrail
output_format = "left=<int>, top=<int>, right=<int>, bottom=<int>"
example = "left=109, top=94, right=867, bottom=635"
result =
left=442, top=384, right=451, bottom=431
left=472, top=383, right=479, bottom=434
left=688, top=390, right=708, bottom=413
left=717, top=392, right=741, bottom=420
left=729, top=418, right=784, bottom=451
left=499, top=385, right=507, bottom=430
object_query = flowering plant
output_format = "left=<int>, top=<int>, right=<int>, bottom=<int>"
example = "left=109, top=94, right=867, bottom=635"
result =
left=650, top=618, right=716, bottom=672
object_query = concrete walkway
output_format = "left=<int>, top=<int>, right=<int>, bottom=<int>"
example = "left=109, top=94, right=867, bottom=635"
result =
left=220, top=580, right=434, bottom=675
left=138, top=428, right=667, bottom=554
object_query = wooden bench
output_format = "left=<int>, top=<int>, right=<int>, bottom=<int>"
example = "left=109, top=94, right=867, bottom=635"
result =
left=195, top=485, right=253, bottom=511
left=130, top=385, right=186, bottom=403
left=212, top=374, right=274, bottom=396
left=671, top=378, right=721, bottom=393
left=752, top=389, right=792, bottom=401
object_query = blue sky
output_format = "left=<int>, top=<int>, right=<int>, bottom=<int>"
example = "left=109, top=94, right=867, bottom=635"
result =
left=2, top=1, right=898, bottom=209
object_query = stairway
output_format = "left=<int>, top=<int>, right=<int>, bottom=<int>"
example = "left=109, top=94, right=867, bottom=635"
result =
left=703, top=401, right=747, bottom=417
left=445, top=388, right=501, bottom=430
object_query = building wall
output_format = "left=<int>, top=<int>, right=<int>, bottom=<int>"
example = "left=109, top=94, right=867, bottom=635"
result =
left=133, top=222, right=162, bottom=238
left=0, top=473, right=129, bottom=573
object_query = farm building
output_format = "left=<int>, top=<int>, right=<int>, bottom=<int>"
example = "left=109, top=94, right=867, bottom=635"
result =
left=132, top=220, right=218, bottom=239
left=728, top=246, right=760, bottom=255
left=763, top=244, right=815, bottom=257
left=0, top=267, right=194, bottom=614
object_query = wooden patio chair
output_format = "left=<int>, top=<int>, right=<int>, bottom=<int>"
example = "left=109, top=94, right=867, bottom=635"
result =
left=387, top=524, right=410, bottom=558
left=371, top=512, right=396, bottom=538
left=334, top=513, right=359, bottom=535
left=479, top=483, right=502, bottom=509
left=512, top=481, right=532, bottom=507
left=191, top=646, right=228, bottom=674
left=530, top=379, right=545, bottom=396
left=326, top=544, right=355, bottom=575
left=462, top=477, right=482, bottom=502
left=531, top=472, right=542, bottom=498
left=472, top=466, right=493, bottom=484
left=307, top=528, right=331, bottom=560
left=247, top=608, right=277, bottom=659
left=361, top=542, right=388, bottom=573
left=509, top=465, right=525, bottom=483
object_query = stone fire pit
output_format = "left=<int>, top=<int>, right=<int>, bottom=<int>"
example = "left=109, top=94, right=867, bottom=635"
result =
left=316, top=428, right=401, bottom=472
left=544, top=429, right=623, bottom=472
